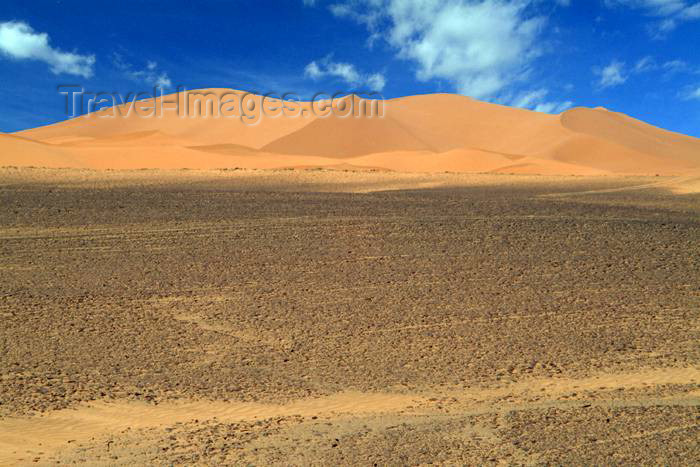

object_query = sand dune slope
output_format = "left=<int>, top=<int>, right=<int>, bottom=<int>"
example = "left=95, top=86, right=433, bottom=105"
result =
left=543, top=134, right=695, bottom=174
left=261, top=113, right=436, bottom=157
left=0, top=134, right=86, bottom=168
left=16, top=90, right=317, bottom=149
left=386, top=93, right=572, bottom=155
left=561, top=107, right=700, bottom=166
left=348, top=148, right=513, bottom=173
left=4, top=90, right=700, bottom=175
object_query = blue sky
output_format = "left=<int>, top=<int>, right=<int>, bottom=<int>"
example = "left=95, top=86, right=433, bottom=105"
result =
left=1, top=0, right=699, bottom=135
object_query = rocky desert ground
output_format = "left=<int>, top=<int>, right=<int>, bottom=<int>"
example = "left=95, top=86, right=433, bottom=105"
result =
left=1, top=167, right=698, bottom=465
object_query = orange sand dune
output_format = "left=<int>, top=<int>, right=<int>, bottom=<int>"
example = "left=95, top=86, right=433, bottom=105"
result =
left=260, top=112, right=434, bottom=157
left=16, top=89, right=317, bottom=149
left=5, top=89, right=700, bottom=175
left=55, top=130, right=198, bottom=148
left=349, top=148, right=514, bottom=173
left=387, top=94, right=571, bottom=155
left=543, top=134, right=693, bottom=174
left=0, top=134, right=86, bottom=168
left=560, top=107, right=700, bottom=166
left=489, top=156, right=609, bottom=176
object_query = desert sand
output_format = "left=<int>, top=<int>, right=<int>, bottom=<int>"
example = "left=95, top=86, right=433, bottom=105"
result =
left=1, top=93, right=699, bottom=464
left=4, top=90, right=700, bottom=175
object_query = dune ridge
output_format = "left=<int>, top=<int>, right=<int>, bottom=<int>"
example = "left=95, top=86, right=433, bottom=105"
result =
left=5, top=89, right=700, bottom=175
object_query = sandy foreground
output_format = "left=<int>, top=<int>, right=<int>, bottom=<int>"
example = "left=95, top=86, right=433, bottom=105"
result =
left=1, top=167, right=699, bottom=464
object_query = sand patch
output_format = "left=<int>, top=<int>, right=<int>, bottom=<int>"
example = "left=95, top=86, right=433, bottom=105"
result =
left=0, top=392, right=422, bottom=464
left=1, top=367, right=698, bottom=464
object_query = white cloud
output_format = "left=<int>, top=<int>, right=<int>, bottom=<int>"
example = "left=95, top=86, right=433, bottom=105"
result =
left=326, top=62, right=361, bottom=83
left=627, top=56, right=694, bottom=75
left=534, top=100, right=573, bottom=113
left=634, top=55, right=656, bottom=72
left=684, top=86, right=700, bottom=100
left=154, top=74, right=173, bottom=88
left=512, top=88, right=573, bottom=114
left=329, top=2, right=385, bottom=46
left=663, top=59, right=690, bottom=73
left=304, top=61, right=323, bottom=80
left=595, top=60, right=628, bottom=88
left=512, top=88, right=548, bottom=108
left=594, top=56, right=695, bottom=91
left=114, top=54, right=172, bottom=88
left=0, top=21, right=95, bottom=77
left=304, top=57, right=386, bottom=90
left=605, top=0, right=700, bottom=33
left=330, top=0, right=546, bottom=101
left=367, top=73, right=386, bottom=91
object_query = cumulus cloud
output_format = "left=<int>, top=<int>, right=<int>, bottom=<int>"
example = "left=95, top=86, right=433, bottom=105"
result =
left=0, top=21, right=95, bottom=77
left=366, top=73, right=386, bottom=91
left=595, top=60, right=628, bottom=88
left=114, top=54, right=172, bottom=88
left=605, top=0, right=700, bottom=34
left=304, top=57, right=386, bottom=90
left=329, top=0, right=546, bottom=101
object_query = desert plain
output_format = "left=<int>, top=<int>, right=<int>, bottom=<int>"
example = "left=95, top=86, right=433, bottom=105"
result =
left=1, top=91, right=700, bottom=464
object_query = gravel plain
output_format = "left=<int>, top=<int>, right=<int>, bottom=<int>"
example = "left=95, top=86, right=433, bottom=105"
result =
left=1, top=168, right=698, bottom=465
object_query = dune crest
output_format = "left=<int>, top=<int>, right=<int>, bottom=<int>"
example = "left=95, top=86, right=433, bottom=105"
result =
left=5, top=89, right=700, bottom=175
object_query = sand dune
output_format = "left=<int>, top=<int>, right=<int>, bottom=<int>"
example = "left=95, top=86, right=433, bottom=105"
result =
left=349, top=148, right=512, bottom=173
left=560, top=107, right=700, bottom=165
left=16, top=90, right=317, bottom=149
left=5, top=89, right=700, bottom=175
left=387, top=93, right=572, bottom=155
left=0, top=134, right=86, bottom=168
left=260, top=112, right=435, bottom=157
left=543, top=134, right=691, bottom=174
left=489, top=156, right=610, bottom=176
